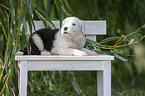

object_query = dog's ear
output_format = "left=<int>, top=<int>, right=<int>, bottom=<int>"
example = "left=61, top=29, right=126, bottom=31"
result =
left=80, top=20, right=85, bottom=34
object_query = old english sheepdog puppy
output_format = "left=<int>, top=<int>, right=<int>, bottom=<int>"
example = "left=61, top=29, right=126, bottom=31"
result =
left=23, top=17, right=96, bottom=56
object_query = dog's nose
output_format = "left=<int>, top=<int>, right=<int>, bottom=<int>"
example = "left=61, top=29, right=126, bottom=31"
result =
left=64, top=27, right=68, bottom=31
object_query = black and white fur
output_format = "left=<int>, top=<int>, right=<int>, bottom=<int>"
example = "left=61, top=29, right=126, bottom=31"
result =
left=24, top=17, right=96, bottom=56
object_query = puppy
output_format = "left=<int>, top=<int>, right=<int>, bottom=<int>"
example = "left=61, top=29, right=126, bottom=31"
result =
left=24, top=17, right=96, bottom=56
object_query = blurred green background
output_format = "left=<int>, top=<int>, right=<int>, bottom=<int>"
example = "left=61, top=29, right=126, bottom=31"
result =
left=0, top=0, right=145, bottom=95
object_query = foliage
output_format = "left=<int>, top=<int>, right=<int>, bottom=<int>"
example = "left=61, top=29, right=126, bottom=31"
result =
left=0, top=0, right=145, bottom=95
left=0, top=0, right=76, bottom=95
left=112, top=89, right=145, bottom=96
left=86, top=24, right=145, bottom=58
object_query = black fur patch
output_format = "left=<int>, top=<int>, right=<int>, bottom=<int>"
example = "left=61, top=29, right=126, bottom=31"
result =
left=24, top=28, right=59, bottom=55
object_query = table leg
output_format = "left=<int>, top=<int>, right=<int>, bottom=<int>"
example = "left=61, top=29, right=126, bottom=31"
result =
left=19, top=61, right=28, bottom=96
left=97, top=61, right=111, bottom=96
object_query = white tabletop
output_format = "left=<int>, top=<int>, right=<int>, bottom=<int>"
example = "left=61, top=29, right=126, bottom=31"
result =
left=15, top=55, right=114, bottom=61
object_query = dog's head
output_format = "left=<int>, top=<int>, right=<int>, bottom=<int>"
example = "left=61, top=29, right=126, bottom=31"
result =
left=61, top=17, right=84, bottom=38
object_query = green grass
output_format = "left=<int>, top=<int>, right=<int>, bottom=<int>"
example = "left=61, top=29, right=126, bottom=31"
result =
left=112, top=89, right=145, bottom=96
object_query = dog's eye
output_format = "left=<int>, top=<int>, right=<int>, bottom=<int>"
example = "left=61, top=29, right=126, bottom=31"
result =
left=72, top=23, right=76, bottom=26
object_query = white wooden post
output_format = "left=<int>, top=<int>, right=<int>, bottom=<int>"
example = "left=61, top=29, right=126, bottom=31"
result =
left=104, top=61, right=111, bottom=96
left=97, top=61, right=111, bottom=96
left=18, top=61, right=28, bottom=96
left=97, top=71, right=103, bottom=96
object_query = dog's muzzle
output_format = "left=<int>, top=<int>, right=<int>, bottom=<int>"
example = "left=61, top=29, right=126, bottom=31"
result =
left=62, top=27, right=70, bottom=35
left=63, top=27, right=69, bottom=34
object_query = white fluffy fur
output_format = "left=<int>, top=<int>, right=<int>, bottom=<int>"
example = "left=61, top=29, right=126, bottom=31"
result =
left=32, top=34, right=51, bottom=55
left=51, top=17, right=97, bottom=56
left=32, top=34, right=44, bottom=51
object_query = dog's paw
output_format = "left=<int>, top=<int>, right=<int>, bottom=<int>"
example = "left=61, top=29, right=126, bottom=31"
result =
left=41, top=51, right=51, bottom=55
left=88, top=50, right=97, bottom=55
left=81, top=48, right=97, bottom=55
left=73, top=50, right=87, bottom=56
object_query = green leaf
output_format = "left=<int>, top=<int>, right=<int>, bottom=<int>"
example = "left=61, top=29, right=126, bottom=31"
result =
left=35, top=9, right=56, bottom=29
left=62, top=0, right=74, bottom=14
left=128, top=39, right=134, bottom=44
left=73, top=81, right=80, bottom=95
left=54, top=0, right=59, bottom=10
left=20, top=2, right=26, bottom=24
left=113, top=49, right=124, bottom=54
left=100, top=36, right=120, bottom=44
left=10, top=87, right=15, bottom=96
left=26, top=12, right=33, bottom=34
left=114, top=53, right=128, bottom=61
left=9, top=0, right=15, bottom=21
left=86, top=39, right=99, bottom=44
left=61, top=0, right=74, bottom=16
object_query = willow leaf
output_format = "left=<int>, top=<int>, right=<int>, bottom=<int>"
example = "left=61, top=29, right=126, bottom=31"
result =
left=35, top=9, right=55, bottom=29
left=9, top=0, right=15, bottom=21
left=114, top=53, right=128, bottom=61
left=73, top=81, right=80, bottom=95
left=54, top=0, right=59, bottom=10
left=38, top=7, right=56, bottom=28
left=62, top=0, right=74, bottom=14
left=20, top=2, right=27, bottom=24
left=99, top=36, right=120, bottom=44
left=26, top=12, right=33, bottom=34
left=128, top=39, right=134, bottom=44
left=61, top=0, right=73, bottom=16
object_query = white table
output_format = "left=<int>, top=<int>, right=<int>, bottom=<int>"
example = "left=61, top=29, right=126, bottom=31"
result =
left=15, top=55, right=114, bottom=96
